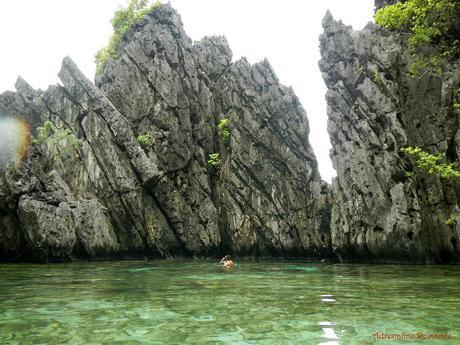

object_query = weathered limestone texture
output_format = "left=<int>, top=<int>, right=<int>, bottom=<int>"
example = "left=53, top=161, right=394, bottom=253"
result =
left=0, top=4, right=330, bottom=261
left=319, top=7, right=460, bottom=263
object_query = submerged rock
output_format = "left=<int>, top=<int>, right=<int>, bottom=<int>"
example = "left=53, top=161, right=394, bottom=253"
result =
left=0, top=4, right=331, bottom=261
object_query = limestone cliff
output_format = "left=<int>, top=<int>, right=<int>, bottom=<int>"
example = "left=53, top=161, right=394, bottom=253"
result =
left=4, top=2, right=458, bottom=264
left=319, top=3, right=460, bottom=263
left=0, top=4, right=331, bottom=262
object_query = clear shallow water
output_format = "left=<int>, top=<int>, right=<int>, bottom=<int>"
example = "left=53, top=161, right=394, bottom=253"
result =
left=0, top=261, right=459, bottom=344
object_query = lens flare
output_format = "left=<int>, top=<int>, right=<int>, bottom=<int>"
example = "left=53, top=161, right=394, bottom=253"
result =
left=0, top=116, right=30, bottom=171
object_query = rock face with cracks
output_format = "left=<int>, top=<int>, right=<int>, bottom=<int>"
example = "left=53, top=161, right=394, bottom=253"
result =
left=0, top=4, right=331, bottom=262
left=319, top=7, right=460, bottom=263
left=4, top=2, right=458, bottom=264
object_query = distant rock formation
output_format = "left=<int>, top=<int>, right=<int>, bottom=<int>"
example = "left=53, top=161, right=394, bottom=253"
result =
left=0, top=4, right=331, bottom=262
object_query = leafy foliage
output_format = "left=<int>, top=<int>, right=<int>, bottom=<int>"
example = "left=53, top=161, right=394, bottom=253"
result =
left=31, top=120, right=83, bottom=160
left=375, top=0, right=459, bottom=77
left=445, top=217, right=456, bottom=226
left=137, top=134, right=153, bottom=149
left=95, top=0, right=161, bottom=73
left=401, top=146, right=460, bottom=178
left=375, top=2, right=411, bottom=30
left=408, top=54, right=443, bottom=76
left=373, top=71, right=384, bottom=87
left=208, top=153, right=221, bottom=167
left=217, top=118, right=230, bottom=146
left=375, top=0, right=456, bottom=47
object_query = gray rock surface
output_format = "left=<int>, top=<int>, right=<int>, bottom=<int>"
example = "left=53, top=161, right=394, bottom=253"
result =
left=319, top=10, right=460, bottom=263
left=0, top=3, right=331, bottom=261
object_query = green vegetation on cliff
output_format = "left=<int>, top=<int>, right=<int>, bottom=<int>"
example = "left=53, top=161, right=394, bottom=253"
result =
left=95, top=0, right=161, bottom=73
left=401, top=146, right=460, bottom=178
left=31, top=120, right=83, bottom=160
left=217, top=118, right=230, bottom=146
left=375, top=0, right=459, bottom=76
left=208, top=119, right=231, bottom=170
left=136, top=134, right=153, bottom=149
left=208, top=153, right=221, bottom=167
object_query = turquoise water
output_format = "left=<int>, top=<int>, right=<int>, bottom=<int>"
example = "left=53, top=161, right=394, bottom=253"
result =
left=0, top=261, right=459, bottom=344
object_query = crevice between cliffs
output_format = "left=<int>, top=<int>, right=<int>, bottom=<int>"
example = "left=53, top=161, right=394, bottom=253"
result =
left=1, top=1, right=459, bottom=263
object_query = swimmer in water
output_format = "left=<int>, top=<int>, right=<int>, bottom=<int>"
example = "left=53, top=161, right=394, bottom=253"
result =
left=219, top=255, right=234, bottom=269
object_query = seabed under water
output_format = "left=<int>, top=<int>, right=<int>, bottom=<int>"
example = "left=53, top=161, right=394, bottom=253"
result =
left=0, top=260, right=459, bottom=344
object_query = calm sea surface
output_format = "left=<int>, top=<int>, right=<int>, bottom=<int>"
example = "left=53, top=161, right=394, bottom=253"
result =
left=0, top=260, right=459, bottom=344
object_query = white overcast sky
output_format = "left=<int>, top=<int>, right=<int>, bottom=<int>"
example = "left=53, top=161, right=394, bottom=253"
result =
left=0, top=0, right=374, bottom=182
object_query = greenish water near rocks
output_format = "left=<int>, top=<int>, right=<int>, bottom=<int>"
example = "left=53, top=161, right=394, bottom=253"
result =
left=0, top=261, right=459, bottom=344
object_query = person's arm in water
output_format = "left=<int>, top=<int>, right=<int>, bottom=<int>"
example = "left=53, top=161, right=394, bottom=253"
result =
left=219, top=255, right=230, bottom=265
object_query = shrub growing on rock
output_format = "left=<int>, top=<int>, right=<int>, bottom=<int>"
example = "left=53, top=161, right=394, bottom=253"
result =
left=400, top=146, right=460, bottom=178
left=136, top=134, right=153, bottom=149
left=375, top=0, right=459, bottom=76
left=217, top=118, right=230, bottom=146
left=208, top=153, right=221, bottom=167
left=95, top=0, right=161, bottom=73
left=31, top=120, right=83, bottom=160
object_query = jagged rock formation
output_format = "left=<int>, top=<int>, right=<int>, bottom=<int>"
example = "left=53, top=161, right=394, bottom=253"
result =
left=5, top=1, right=457, bottom=264
left=0, top=4, right=331, bottom=262
left=319, top=7, right=460, bottom=263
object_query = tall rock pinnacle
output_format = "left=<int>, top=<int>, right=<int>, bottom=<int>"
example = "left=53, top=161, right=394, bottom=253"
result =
left=0, top=4, right=331, bottom=261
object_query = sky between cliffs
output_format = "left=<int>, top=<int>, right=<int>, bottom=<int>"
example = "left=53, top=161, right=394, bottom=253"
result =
left=0, top=0, right=374, bottom=182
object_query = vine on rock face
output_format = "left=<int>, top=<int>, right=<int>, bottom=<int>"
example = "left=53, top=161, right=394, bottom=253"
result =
left=375, top=0, right=459, bottom=76
left=95, top=0, right=161, bottom=73
left=31, top=120, right=83, bottom=161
